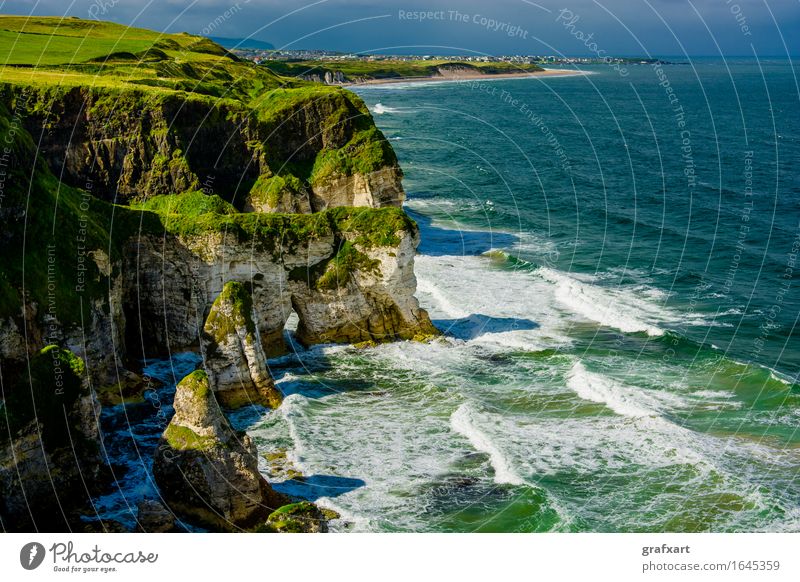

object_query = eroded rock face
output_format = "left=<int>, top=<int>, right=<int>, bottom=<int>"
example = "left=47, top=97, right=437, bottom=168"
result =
left=310, top=167, right=405, bottom=211
left=124, top=212, right=437, bottom=358
left=291, top=228, right=439, bottom=345
left=152, top=370, right=286, bottom=531
left=203, top=282, right=282, bottom=409
left=0, top=347, right=106, bottom=531
left=7, top=85, right=404, bottom=213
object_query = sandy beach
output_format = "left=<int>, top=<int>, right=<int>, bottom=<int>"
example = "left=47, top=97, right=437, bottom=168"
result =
left=346, top=68, right=587, bottom=87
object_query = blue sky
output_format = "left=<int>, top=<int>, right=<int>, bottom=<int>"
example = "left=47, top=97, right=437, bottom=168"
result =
left=2, top=0, right=798, bottom=56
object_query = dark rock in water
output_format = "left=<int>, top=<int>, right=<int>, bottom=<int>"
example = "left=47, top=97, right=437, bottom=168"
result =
left=136, top=499, right=185, bottom=533
left=0, top=346, right=109, bottom=532
left=95, top=369, right=163, bottom=407
left=152, top=370, right=288, bottom=531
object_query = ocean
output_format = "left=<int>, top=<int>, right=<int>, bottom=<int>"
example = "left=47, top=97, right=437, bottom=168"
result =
left=97, top=60, right=800, bottom=532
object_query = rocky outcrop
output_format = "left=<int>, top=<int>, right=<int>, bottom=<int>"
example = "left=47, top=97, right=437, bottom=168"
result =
left=202, top=281, right=282, bottom=409
left=136, top=499, right=183, bottom=533
left=152, top=370, right=287, bottom=531
left=0, top=346, right=106, bottom=531
left=124, top=207, right=437, bottom=358
left=2, top=84, right=404, bottom=212
left=310, top=167, right=405, bottom=210
left=291, top=226, right=439, bottom=345
left=263, top=502, right=328, bottom=533
left=299, top=71, right=347, bottom=85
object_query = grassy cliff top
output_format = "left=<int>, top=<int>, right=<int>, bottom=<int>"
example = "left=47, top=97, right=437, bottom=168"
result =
left=0, top=17, right=410, bottom=332
left=261, top=59, right=544, bottom=82
left=0, top=15, right=296, bottom=101
left=0, top=16, right=228, bottom=65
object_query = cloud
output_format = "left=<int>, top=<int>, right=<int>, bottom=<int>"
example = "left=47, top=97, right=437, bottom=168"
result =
left=0, top=0, right=796, bottom=55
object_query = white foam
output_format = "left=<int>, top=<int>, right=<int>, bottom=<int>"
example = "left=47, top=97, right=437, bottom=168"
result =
left=566, top=362, right=655, bottom=417
left=450, top=403, right=525, bottom=485
left=416, top=275, right=469, bottom=319
left=565, top=361, right=695, bottom=417
left=538, top=266, right=668, bottom=336
left=692, top=389, right=737, bottom=399
left=371, top=103, right=404, bottom=115
left=273, top=378, right=471, bottom=532
left=414, top=254, right=573, bottom=350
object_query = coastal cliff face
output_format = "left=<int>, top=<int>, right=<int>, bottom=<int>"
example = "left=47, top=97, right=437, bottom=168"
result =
left=123, top=203, right=435, bottom=359
left=0, top=346, right=106, bottom=531
left=3, top=83, right=404, bottom=213
left=0, top=19, right=436, bottom=532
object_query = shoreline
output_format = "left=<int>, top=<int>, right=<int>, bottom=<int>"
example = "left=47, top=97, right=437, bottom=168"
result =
left=345, top=68, right=587, bottom=87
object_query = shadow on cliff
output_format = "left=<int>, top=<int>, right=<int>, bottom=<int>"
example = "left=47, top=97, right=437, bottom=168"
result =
left=273, top=475, right=366, bottom=502
left=433, top=314, right=539, bottom=340
left=407, top=209, right=519, bottom=256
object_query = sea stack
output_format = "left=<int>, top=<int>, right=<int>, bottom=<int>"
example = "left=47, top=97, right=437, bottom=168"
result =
left=152, top=370, right=284, bottom=531
left=202, top=281, right=282, bottom=409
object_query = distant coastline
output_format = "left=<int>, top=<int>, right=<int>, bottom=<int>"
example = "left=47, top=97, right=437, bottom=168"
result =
left=347, top=67, right=586, bottom=86
left=257, top=59, right=576, bottom=86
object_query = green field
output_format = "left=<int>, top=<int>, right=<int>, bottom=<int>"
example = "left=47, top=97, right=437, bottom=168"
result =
left=261, top=59, right=544, bottom=82
left=0, top=17, right=179, bottom=65
left=0, top=15, right=289, bottom=98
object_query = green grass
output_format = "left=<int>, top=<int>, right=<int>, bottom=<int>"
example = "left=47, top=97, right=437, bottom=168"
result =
left=133, top=190, right=237, bottom=216
left=163, top=424, right=217, bottom=451
left=0, top=16, right=400, bottom=208
left=310, top=126, right=397, bottom=185
left=0, top=16, right=194, bottom=65
left=0, top=16, right=285, bottom=98
left=262, top=59, right=544, bottom=81
left=248, top=174, right=304, bottom=209
left=0, top=29, right=154, bottom=65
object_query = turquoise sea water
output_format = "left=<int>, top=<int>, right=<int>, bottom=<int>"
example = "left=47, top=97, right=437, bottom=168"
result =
left=98, top=60, right=800, bottom=532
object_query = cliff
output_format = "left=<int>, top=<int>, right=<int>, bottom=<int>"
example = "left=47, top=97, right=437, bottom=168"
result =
left=0, top=17, right=436, bottom=532
left=3, top=84, right=403, bottom=212
left=0, top=346, right=105, bottom=531
left=125, top=195, right=437, bottom=359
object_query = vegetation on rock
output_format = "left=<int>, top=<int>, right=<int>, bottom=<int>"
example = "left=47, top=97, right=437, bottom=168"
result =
left=265, top=501, right=328, bottom=533
left=0, top=345, right=86, bottom=446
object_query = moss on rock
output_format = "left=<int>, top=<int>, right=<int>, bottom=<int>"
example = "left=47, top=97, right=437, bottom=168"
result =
left=248, top=174, right=305, bottom=210
left=205, top=281, right=256, bottom=340
left=266, top=501, right=328, bottom=533
left=134, top=191, right=237, bottom=217
left=315, top=240, right=380, bottom=291
left=162, top=423, right=217, bottom=452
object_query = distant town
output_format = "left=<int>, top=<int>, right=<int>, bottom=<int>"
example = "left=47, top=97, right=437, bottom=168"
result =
left=230, top=48, right=671, bottom=67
